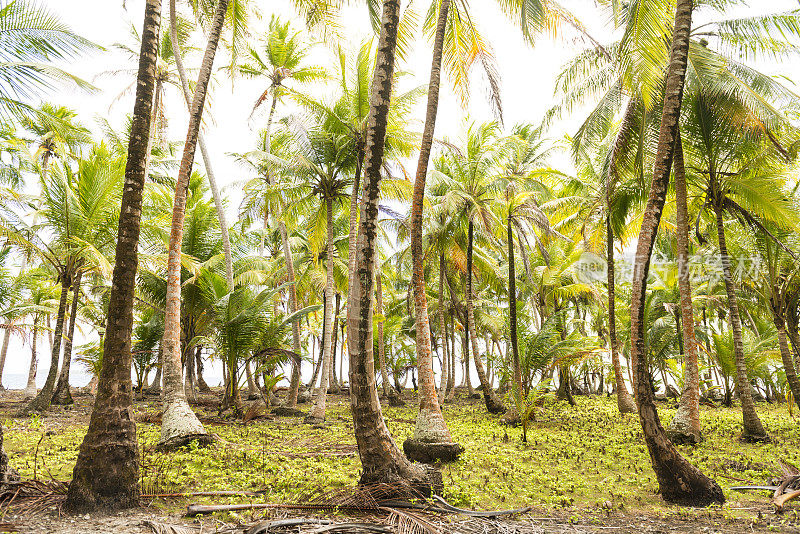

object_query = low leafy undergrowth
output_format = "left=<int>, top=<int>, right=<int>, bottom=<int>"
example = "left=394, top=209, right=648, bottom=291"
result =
left=2, top=394, right=798, bottom=518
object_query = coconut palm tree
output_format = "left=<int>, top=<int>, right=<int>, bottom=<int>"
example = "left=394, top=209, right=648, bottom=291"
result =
left=65, top=0, right=161, bottom=512
left=626, top=0, right=724, bottom=506
left=238, top=17, right=324, bottom=408
left=346, top=0, right=438, bottom=492
left=159, top=0, right=228, bottom=449
left=430, top=122, right=506, bottom=413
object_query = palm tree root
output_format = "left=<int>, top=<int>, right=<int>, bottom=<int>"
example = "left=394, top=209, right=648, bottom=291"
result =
left=272, top=406, right=305, bottom=417
left=156, top=432, right=217, bottom=452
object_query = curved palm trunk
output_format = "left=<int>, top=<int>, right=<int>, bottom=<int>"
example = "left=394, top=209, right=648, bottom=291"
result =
left=606, top=215, right=636, bottom=413
left=65, top=0, right=162, bottom=512
left=347, top=0, right=439, bottom=493
left=169, top=0, right=234, bottom=289
left=22, top=276, right=69, bottom=414
left=628, top=0, right=724, bottom=506
left=466, top=221, right=505, bottom=413
left=405, top=0, right=459, bottom=463
left=305, top=196, right=336, bottom=423
left=713, top=201, right=768, bottom=441
left=159, top=0, right=228, bottom=448
left=667, top=131, right=702, bottom=444
left=52, top=271, right=83, bottom=405
left=23, top=319, right=38, bottom=400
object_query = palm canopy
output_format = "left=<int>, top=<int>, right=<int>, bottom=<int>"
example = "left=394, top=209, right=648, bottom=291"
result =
left=0, top=0, right=97, bottom=119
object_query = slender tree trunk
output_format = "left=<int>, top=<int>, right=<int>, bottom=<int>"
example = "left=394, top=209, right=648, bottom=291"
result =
left=667, top=130, right=702, bottom=444
left=438, top=254, right=448, bottom=401
left=196, top=347, right=210, bottom=392
left=377, top=274, right=394, bottom=401
left=446, top=312, right=455, bottom=399
left=305, top=196, right=336, bottom=423
left=713, top=201, right=768, bottom=441
left=148, top=345, right=163, bottom=395
left=0, top=324, right=11, bottom=390
left=508, top=217, right=525, bottom=433
left=329, top=293, right=341, bottom=393
left=23, top=319, right=38, bottom=400
left=347, top=0, right=439, bottom=492
left=22, top=276, right=69, bottom=414
left=775, top=313, right=800, bottom=404
left=169, top=0, right=233, bottom=289
left=65, top=0, right=162, bottom=511
left=628, top=0, right=724, bottom=506
left=53, top=271, right=83, bottom=405
left=159, top=0, right=228, bottom=448
left=606, top=215, right=636, bottom=413
left=246, top=360, right=258, bottom=399
left=403, top=0, right=459, bottom=463
left=466, top=221, right=505, bottom=413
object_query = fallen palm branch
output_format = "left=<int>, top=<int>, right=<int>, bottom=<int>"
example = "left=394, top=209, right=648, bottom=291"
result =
left=730, top=461, right=800, bottom=513
left=186, top=484, right=531, bottom=520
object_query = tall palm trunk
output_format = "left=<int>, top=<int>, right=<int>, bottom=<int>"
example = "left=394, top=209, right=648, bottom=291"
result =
left=159, top=0, right=228, bottom=448
left=347, top=0, right=439, bottom=492
left=377, top=273, right=396, bottom=402
left=508, top=217, right=525, bottom=437
left=65, top=0, right=162, bottom=512
left=404, top=0, right=459, bottom=463
left=438, top=254, right=448, bottom=401
left=22, top=275, right=69, bottom=414
left=53, top=271, right=83, bottom=405
left=628, top=0, right=723, bottom=506
left=23, top=319, right=38, bottom=400
left=305, top=196, right=336, bottom=423
left=259, top=93, right=304, bottom=409
left=0, top=325, right=11, bottom=389
left=169, top=0, right=233, bottom=289
left=713, top=200, right=768, bottom=441
left=329, top=293, right=341, bottom=393
left=667, top=131, right=702, bottom=443
left=774, top=311, right=800, bottom=404
left=606, top=215, right=636, bottom=413
left=466, top=221, right=505, bottom=413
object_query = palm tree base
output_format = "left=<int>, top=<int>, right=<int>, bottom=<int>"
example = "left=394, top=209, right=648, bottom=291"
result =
left=617, top=391, right=637, bottom=414
left=359, top=461, right=443, bottom=497
left=483, top=393, right=506, bottom=414
left=159, top=399, right=211, bottom=450
left=156, top=432, right=216, bottom=452
left=402, top=438, right=463, bottom=464
left=51, top=383, right=73, bottom=406
left=666, top=409, right=702, bottom=445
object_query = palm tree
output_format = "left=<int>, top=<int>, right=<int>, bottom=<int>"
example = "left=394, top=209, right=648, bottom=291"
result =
left=347, top=0, right=438, bottom=492
left=65, top=0, right=161, bottom=513
left=18, top=144, right=122, bottom=412
left=239, top=20, right=323, bottom=408
left=627, top=0, right=724, bottom=506
left=159, top=0, right=228, bottom=449
left=432, top=122, right=505, bottom=413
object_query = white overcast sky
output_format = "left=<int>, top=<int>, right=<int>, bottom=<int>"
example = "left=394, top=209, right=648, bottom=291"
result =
left=7, top=0, right=797, bottom=384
